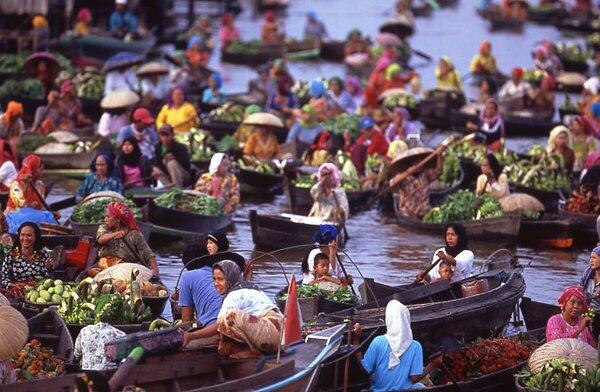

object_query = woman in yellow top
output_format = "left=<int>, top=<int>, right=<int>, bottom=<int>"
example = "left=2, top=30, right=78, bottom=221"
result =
left=243, top=123, right=281, bottom=161
left=435, top=57, right=462, bottom=91
left=469, top=40, right=498, bottom=75
left=233, top=105, right=262, bottom=144
left=156, top=86, right=199, bottom=134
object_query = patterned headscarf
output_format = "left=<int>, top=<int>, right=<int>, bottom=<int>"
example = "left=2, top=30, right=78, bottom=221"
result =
left=77, top=8, right=92, bottom=23
left=592, top=246, right=600, bottom=258
left=558, top=285, right=588, bottom=312
left=3, top=101, right=23, bottom=125
left=480, top=98, right=500, bottom=124
left=317, top=162, right=341, bottom=187
left=345, top=77, right=362, bottom=97
left=106, top=201, right=138, bottom=230
left=214, top=259, right=256, bottom=294
left=572, top=116, right=593, bottom=136
left=17, top=154, right=42, bottom=181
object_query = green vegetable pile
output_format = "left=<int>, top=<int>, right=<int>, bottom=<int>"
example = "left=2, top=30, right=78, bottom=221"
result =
left=55, top=67, right=104, bottom=100
left=423, top=190, right=504, bottom=224
left=17, top=135, right=55, bottom=154
left=154, top=189, right=223, bottom=216
left=178, top=128, right=215, bottom=161
left=278, top=285, right=356, bottom=305
left=209, top=102, right=245, bottom=123
left=323, top=113, right=361, bottom=140
left=0, top=78, right=44, bottom=99
left=72, top=198, right=141, bottom=224
left=382, top=91, right=418, bottom=110
left=517, top=359, right=600, bottom=392
left=217, top=135, right=240, bottom=152
left=226, top=39, right=264, bottom=54
left=0, top=53, right=27, bottom=74
left=26, top=279, right=73, bottom=305
left=58, top=276, right=153, bottom=325
left=291, top=80, right=313, bottom=104
left=555, top=42, right=590, bottom=63
left=524, top=69, right=547, bottom=85
left=504, top=145, right=570, bottom=191
left=292, top=174, right=361, bottom=191
left=237, top=157, right=276, bottom=174
left=588, top=32, right=600, bottom=46
left=439, top=152, right=461, bottom=187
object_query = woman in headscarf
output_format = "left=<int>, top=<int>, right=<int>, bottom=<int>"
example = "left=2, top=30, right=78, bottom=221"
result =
left=156, top=86, right=199, bottom=134
left=475, top=153, right=509, bottom=199
left=0, top=222, right=52, bottom=289
left=243, top=120, right=281, bottom=161
left=286, top=105, right=324, bottom=156
left=261, top=10, right=283, bottom=45
left=301, top=224, right=344, bottom=284
left=423, top=223, right=474, bottom=282
left=581, top=247, right=600, bottom=310
left=469, top=40, right=498, bottom=75
left=345, top=77, right=363, bottom=110
left=328, top=76, right=356, bottom=114
left=96, top=201, right=159, bottom=277
left=435, top=56, right=463, bottom=91
left=115, top=136, right=153, bottom=189
left=76, top=153, right=123, bottom=199
left=546, top=286, right=597, bottom=348
left=233, top=105, right=262, bottom=144
left=212, top=260, right=282, bottom=358
left=0, top=140, right=17, bottom=192
left=303, top=11, right=328, bottom=42
left=0, top=102, right=24, bottom=151
left=352, top=300, right=443, bottom=391
left=570, top=116, right=597, bottom=173
left=5, top=155, right=48, bottom=214
left=384, top=107, right=418, bottom=143
left=307, top=80, right=330, bottom=121
left=382, top=63, right=418, bottom=93
left=33, top=81, right=91, bottom=134
left=547, top=125, right=575, bottom=173
left=195, top=153, right=240, bottom=213
left=308, top=163, right=349, bottom=224
left=202, top=72, right=226, bottom=105
left=266, top=78, right=298, bottom=120
left=182, top=232, right=230, bottom=267
left=74, top=8, right=93, bottom=36
left=467, top=98, right=504, bottom=152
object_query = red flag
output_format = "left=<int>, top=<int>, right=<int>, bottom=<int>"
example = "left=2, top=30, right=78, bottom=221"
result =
left=282, top=275, right=302, bottom=346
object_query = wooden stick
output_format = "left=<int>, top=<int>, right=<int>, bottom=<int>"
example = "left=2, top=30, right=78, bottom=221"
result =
left=29, top=180, right=60, bottom=225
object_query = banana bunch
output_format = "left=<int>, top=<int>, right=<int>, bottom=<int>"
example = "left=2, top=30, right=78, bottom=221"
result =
left=209, top=102, right=245, bottom=123
left=576, top=368, right=600, bottom=392
left=519, top=359, right=582, bottom=392
left=149, top=318, right=185, bottom=331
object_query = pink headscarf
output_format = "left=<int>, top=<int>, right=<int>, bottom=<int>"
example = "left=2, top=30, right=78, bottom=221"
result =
left=558, top=286, right=588, bottom=312
left=480, top=98, right=501, bottom=124
left=106, top=202, right=139, bottom=230
left=317, top=162, right=341, bottom=187
left=374, top=56, right=393, bottom=73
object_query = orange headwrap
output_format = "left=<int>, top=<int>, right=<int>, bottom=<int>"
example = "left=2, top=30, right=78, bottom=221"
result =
left=18, top=155, right=42, bottom=181
left=3, top=101, right=23, bottom=125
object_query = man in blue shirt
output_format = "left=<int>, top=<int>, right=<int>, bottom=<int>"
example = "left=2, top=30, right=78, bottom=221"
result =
left=117, top=108, right=158, bottom=160
left=109, top=0, right=138, bottom=38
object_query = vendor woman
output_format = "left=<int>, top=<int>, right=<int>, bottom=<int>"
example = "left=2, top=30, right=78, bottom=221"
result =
left=96, top=202, right=159, bottom=277
left=5, top=155, right=54, bottom=217
left=156, top=86, right=199, bottom=134
left=308, top=163, right=349, bottom=224
left=76, top=153, right=123, bottom=199
left=419, top=223, right=474, bottom=283
left=546, top=286, right=597, bottom=348
left=467, top=98, right=504, bottom=152
left=547, top=125, right=575, bottom=173
left=195, top=153, right=240, bottom=213
left=0, top=222, right=53, bottom=289
left=475, top=153, right=509, bottom=199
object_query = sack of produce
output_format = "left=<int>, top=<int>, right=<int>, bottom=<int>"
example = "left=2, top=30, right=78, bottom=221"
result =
left=0, top=293, right=9, bottom=306
left=556, top=72, right=586, bottom=86
left=527, top=338, right=597, bottom=373
left=499, top=193, right=545, bottom=213
left=93, top=263, right=153, bottom=283
left=34, top=142, right=72, bottom=154
left=0, top=306, right=28, bottom=361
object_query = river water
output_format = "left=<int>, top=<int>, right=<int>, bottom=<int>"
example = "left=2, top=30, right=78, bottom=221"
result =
left=52, top=0, right=596, bottom=317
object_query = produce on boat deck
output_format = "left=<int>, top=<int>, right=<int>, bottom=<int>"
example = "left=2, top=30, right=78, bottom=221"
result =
left=565, top=184, right=600, bottom=214
left=209, top=102, right=245, bottom=123
left=72, top=198, right=141, bottom=224
left=11, top=339, right=65, bottom=382
left=25, top=279, right=74, bottom=305
left=423, top=190, right=504, bottom=223
left=154, top=189, right=224, bottom=216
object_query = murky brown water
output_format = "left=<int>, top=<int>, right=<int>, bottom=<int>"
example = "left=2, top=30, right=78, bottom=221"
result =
left=50, top=0, right=596, bottom=318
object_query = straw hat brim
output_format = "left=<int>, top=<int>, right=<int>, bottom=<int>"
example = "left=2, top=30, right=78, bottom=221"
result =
left=136, top=62, right=169, bottom=76
left=243, top=112, right=284, bottom=128
left=388, top=147, right=434, bottom=179
left=378, top=88, right=410, bottom=101
left=100, top=90, right=140, bottom=110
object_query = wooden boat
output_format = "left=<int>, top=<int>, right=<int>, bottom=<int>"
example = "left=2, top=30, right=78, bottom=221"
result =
left=249, top=210, right=344, bottom=249
left=237, top=168, right=284, bottom=196
left=321, top=269, right=525, bottom=343
left=275, top=285, right=357, bottom=323
left=35, top=149, right=97, bottom=170
left=283, top=181, right=375, bottom=215
left=558, top=203, right=599, bottom=244
left=255, top=0, right=289, bottom=12
left=79, top=97, right=103, bottom=120
left=394, top=198, right=522, bottom=244
left=411, top=1, right=433, bottom=17
left=518, top=217, right=573, bottom=249
left=40, top=234, right=81, bottom=250
left=58, top=34, right=157, bottom=62
left=528, top=5, right=568, bottom=24
left=429, top=164, right=467, bottom=207
left=147, top=199, right=233, bottom=237
left=222, top=41, right=316, bottom=66
left=555, top=18, right=600, bottom=34
left=102, top=324, right=343, bottom=392
left=558, top=56, right=589, bottom=74
left=510, top=183, right=565, bottom=213
left=67, top=322, right=150, bottom=341
left=418, top=88, right=466, bottom=130
left=469, top=71, right=509, bottom=87
left=379, top=17, right=415, bottom=38
left=519, top=296, right=559, bottom=331
left=319, top=39, right=345, bottom=62
left=69, top=217, right=152, bottom=242
left=200, top=117, right=287, bottom=143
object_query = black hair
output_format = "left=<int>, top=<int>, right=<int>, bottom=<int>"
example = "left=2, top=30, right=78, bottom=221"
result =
left=444, top=223, right=469, bottom=258
left=119, top=136, right=142, bottom=167
left=90, top=152, right=116, bottom=177
left=14, top=221, right=43, bottom=252
left=483, top=153, right=503, bottom=179
left=313, top=252, right=329, bottom=266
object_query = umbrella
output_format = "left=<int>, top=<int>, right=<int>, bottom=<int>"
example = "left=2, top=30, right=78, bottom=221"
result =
left=102, top=52, right=145, bottom=73
left=388, top=147, right=434, bottom=179
left=100, top=90, right=140, bottom=110
left=136, top=61, right=169, bottom=76
left=24, top=51, right=60, bottom=77
left=243, top=112, right=284, bottom=128
left=376, top=32, right=402, bottom=47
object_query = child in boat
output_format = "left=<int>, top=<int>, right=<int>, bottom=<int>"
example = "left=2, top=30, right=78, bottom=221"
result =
left=420, top=261, right=454, bottom=284
left=307, top=253, right=341, bottom=290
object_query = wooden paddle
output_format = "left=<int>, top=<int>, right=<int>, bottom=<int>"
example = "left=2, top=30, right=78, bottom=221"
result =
left=48, top=196, right=77, bottom=211
left=29, top=179, right=61, bottom=225
left=411, top=48, right=433, bottom=62
left=108, top=347, right=144, bottom=392
left=426, top=0, right=441, bottom=10
left=414, top=258, right=442, bottom=283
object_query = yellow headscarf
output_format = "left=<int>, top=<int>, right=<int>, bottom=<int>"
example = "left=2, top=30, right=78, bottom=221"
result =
left=547, top=125, right=572, bottom=152
left=32, top=15, right=48, bottom=29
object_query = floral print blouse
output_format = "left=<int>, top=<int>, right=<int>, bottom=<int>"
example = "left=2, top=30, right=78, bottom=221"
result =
left=0, top=247, right=51, bottom=288
left=74, top=323, right=126, bottom=370
left=96, top=225, right=154, bottom=266
left=194, top=172, right=240, bottom=211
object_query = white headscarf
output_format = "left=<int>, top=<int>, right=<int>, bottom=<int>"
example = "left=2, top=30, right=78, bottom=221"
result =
left=384, top=300, right=413, bottom=369
left=209, top=153, right=226, bottom=175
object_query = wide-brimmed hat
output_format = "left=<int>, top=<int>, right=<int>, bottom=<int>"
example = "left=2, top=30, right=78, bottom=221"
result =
left=24, top=51, right=60, bottom=77
left=242, top=112, right=284, bottom=128
left=136, top=61, right=169, bottom=76
left=102, top=51, right=144, bottom=73
left=388, top=147, right=434, bottom=179
left=184, top=251, right=246, bottom=271
left=100, top=90, right=140, bottom=110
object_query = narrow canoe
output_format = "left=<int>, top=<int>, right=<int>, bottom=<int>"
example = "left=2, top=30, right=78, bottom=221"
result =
left=379, top=17, right=415, bottom=38
left=283, top=181, right=375, bottom=215
left=528, top=6, right=569, bottom=24
left=394, top=201, right=522, bottom=244
left=147, top=200, right=233, bottom=236
left=222, top=41, right=316, bottom=66
left=555, top=18, right=600, bottom=34
left=40, top=234, right=82, bottom=250
left=453, top=105, right=559, bottom=136
left=237, top=168, right=284, bottom=196
left=519, top=296, right=559, bottom=331
left=255, top=0, right=289, bottom=11
left=319, top=39, right=345, bottom=62
left=477, top=9, right=525, bottom=31
left=58, top=34, right=157, bottom=62
left=510, top=183, right=566, bottom=213
left=558, top=204, right=599, bottom=245
left=518, top=217, right=573, bottom=249
left=558, top=56, right=589, bottom=74
left=102, top=325, right=343, bottom=392
left=35, top=150, right=97, bottom=170
left=200, top=118, right=287, bottom=142
left=249, top=210, right=344, bottom=249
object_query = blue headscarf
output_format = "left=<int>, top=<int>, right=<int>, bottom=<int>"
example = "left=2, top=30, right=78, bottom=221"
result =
left=187, top=34, right=205, bottom=50
left=311, top=224, right=338, bottom=245
left=307, top=11, right=317, bottom=20
left=593, top=247, right=600, bottom=257
left=591, top=102, right=600, bottom=119
left=211, top=72, right=222, bottom=89
left=309, top=80, right=326, bottom=98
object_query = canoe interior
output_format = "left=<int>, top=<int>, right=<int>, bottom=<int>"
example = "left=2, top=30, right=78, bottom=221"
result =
left=510, top=183, right=564, bottom=213
left=27, top=308, right=74, bottom=363
left=147, top=200, right=232, bottom=234
left=66, top=322, right=149, bottom=341
left=236, top=168, right=284, bottom=196
left=40, top=234, right=81, bottom=250
left=519, top=296, right=559, bottom=331
left=36, top=150, right=97, bottom=170
left=284, top=181, right=375, bottom=215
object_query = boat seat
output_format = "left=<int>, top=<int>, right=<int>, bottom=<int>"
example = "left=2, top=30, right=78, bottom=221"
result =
left=395, top=280, right=452, bottom=305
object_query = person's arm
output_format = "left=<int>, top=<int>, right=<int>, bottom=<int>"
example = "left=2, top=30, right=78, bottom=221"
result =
left=132, top=231, right=159, bottom=276
left=184, top=103, right=200, bottom=128
left=96, top=225, right=124, bottom=246
left=183, top=323, right=219, bottom=345
left=475, top=174, right=487, bottom=196
left=155, top=105, right=168, bottom=130
left=243, top=134, right=256, bottom=156
left=195, top=174, right=210, bottom=193
left=127, top=13, right=138, bottom=33
left=310, top=181, right=325, bottom=202
left=546, top=314, right=591, bottom=340
left=286, top=123, right=299, bottom=143
left=316, top=274, right=341, bottom=284
left=108, top=12, right=119, bottom=33
left=181, top=307, right=195, bottom=322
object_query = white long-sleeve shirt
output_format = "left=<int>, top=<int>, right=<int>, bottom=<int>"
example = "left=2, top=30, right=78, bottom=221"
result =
left=428, top=248, right=474, bottom=282
left=104, top=69, right=139, bottom=96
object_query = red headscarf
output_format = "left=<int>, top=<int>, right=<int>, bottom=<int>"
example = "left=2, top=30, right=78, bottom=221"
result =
left=18, top=154, right=42, bottom=181
left=264, top=10, right=276, bottom=22
left=221, top=12, right=234, bottom=26
left=106, top=202, right=139, bottom=230
left=573, top=115, right=593, bottom=136
left=363, top=86, right=379, bottom=109
left=511, top=67, right=524, bottom=79
left=558, top=285, right=588, bottom=312
left=77, top=8, right=92, bottom=23
left=3, top=101, right=23, bottom=125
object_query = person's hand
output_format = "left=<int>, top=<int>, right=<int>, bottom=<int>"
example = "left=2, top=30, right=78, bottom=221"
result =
left=223, top=203, right=234, bottom=213
left=431, top=353, right=444, bottom=368
left=152, top=266, right=160, bottom=278
left=47, top=91, right=59, bottom=104
left=466, top=122, right=477, bottom=131
left=351, top=323, right=362, bottom=344
left=415, top=272, right=425, bottom=283
left=45, top=258, right=54, bottom=270
left=183, top=331, right=192, bottom=347
left=113, top=230, right=125, bottom=239
left=151, top=168, right=160, bottom=179
left=578, top=316, right=592, bottom=332
left=328, top=240, right=338, bottom=254
left=52, top=211, right=61, bottom=219
left=486, top=173, right=495, bottom=182
left=436, top=250, right=446, bottom=261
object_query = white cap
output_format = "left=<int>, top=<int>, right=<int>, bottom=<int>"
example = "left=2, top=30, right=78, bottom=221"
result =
left=116, top=0, right=127, bottom=5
